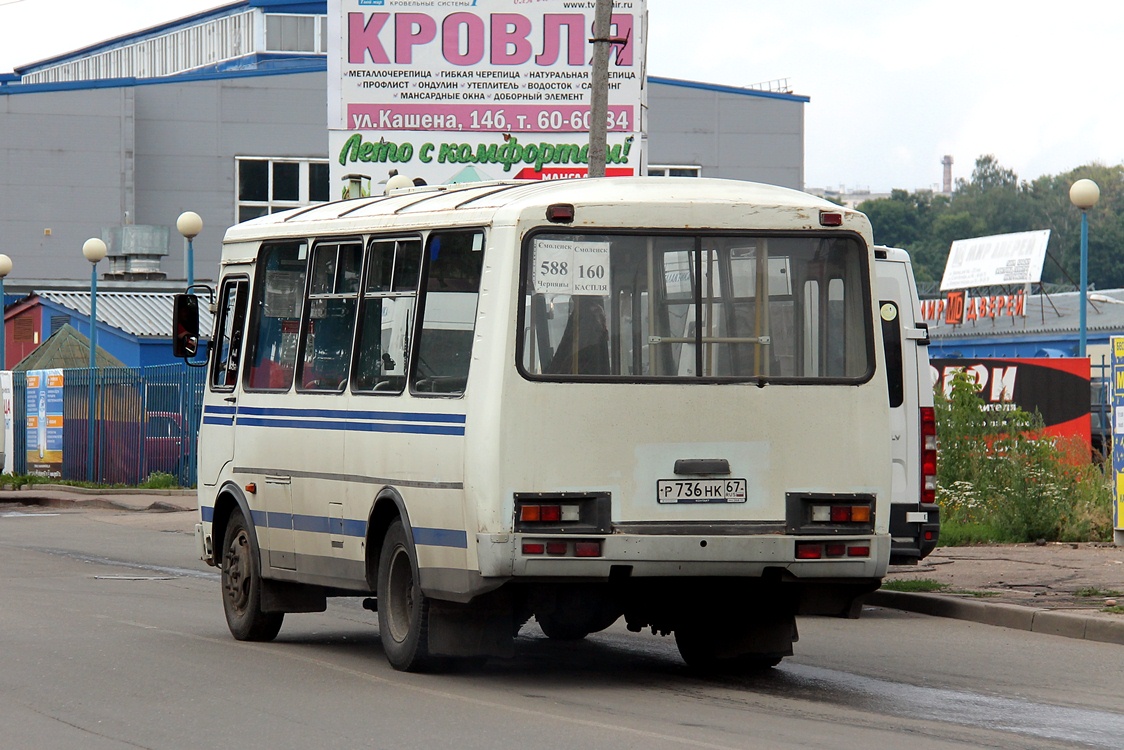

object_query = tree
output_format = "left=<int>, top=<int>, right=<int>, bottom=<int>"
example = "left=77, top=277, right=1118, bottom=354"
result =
left=854, top=156, right=1124, bottom=289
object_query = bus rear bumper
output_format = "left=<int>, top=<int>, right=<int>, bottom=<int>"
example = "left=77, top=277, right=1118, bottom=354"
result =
left=476, top=532, right=891, bottom=580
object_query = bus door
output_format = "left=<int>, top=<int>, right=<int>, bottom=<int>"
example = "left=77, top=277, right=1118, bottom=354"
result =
left=203, top=276, right=249, bottom=487
left=237, top=240, right=310, bottom=571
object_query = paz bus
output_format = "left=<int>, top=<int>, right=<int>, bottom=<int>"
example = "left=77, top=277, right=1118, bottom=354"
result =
left=174, top=177, right=895, bottom=672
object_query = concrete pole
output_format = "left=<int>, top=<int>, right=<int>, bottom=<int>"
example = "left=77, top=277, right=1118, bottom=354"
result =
left=587, top=0, right=613, bottom=178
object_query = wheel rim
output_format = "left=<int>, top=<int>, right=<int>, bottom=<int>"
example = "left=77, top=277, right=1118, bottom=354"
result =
left=222, top=529, right=252, bottom=616
left=385, top=544, right=414, bottom=643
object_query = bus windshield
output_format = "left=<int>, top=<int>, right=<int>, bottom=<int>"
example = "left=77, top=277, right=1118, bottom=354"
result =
left=519, top=232, right=873, bottom=382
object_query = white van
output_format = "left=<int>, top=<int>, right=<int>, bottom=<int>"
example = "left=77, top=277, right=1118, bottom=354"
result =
left=875, top=246, right=940, bottom=563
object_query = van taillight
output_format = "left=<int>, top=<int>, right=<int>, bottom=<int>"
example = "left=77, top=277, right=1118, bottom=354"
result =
left=921, top=406, right=937, bottom=504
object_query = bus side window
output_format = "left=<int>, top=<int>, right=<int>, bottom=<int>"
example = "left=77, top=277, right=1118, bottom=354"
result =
left=354, top=237, right=421, bottom=394
left=412, top=231, right=484, bottom=395
left=298, top=241, right=362, bottom=392
left=210, top=278, right=249, bottom=391
left=245, top=241, right=307, bottom=391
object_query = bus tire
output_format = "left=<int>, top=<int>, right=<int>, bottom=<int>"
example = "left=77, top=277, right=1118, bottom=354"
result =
left=674, top=628, right=783, bottom=672
left=221, top=509, right=284, bottom=641
left=535, top=614, right=589, bottom=641
left=674, top=616, right=792, bottom=673
left=377, top=519, right=444, bottom=672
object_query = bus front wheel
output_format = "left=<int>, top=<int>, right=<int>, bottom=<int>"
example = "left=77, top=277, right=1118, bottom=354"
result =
left=377, top=519, right=444, bottom=672
left=221, top=509, right=284, bottom=641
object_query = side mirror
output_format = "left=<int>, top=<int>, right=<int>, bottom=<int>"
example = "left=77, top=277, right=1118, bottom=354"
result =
left=172, top=294, right=200, bottom=358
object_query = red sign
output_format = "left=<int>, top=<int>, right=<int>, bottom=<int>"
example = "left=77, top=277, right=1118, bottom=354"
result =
left=922, top=290, right=1026, bottom=324
left=931, top=357, right=1091, bottom=459
left=944, top=290, right=966, bottom=325
left=514, top=167, right=634, bottom=180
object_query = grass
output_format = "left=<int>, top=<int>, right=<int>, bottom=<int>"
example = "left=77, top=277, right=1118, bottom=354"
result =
left=1075, top=587, right=1123, bottom=598
left=1102, top=606, right=1124, bottom=615
left=2, top=472, right=185, bottom=491
left=936, top=520, right=1011, bottom=546
left=881, top=578, right=949, bottom=593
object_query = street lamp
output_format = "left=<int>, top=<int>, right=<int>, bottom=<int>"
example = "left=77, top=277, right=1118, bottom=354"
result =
left=1070, top=179, right=1101, bottom=357
left=0, top=253, right=11, bottom=370
left=177, top=211, right=203, bottom=291
left=82, top=237, right=107, bottom=482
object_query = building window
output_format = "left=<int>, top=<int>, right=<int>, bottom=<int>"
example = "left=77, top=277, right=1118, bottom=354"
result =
left=648, top=165, right=702, bottom=177
left=236, top=158, right=330, bottom=223
left=265, top=14, right=325, bottom=54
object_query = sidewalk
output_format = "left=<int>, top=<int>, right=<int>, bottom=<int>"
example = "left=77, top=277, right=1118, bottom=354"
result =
left=872, top=543, right=1124, bottom=646
left=3, top=485, right=1122, bottom=645
left=0, top=484, right=195, bottom=513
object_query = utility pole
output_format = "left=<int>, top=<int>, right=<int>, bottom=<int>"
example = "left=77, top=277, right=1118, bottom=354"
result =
left=587, top=0, right=613, bottom=178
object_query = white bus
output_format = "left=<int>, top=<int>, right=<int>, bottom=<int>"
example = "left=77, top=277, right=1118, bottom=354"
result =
left=176, top=177, right=894, bottom=672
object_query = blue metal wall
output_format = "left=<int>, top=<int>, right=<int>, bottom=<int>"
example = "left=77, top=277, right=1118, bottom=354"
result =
left=11, top=364, right=204, bottom=487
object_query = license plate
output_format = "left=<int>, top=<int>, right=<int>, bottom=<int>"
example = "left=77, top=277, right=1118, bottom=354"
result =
left=657, top=478, right=747, bottom=504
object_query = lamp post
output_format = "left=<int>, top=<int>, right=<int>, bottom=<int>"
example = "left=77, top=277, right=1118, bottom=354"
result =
left=177, top=211, right=203, bottom=291
left=0, top=254, right=11, bottom=370
left=82, top=237, right=107, bottom=482
left=1069, top=179, right=1101, bottom=357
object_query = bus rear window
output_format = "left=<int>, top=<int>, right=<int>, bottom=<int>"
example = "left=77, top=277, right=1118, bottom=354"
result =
left=519, top=232, right=873, bottom=382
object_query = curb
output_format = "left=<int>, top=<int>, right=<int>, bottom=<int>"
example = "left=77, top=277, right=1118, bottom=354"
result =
left=1, top=489, right=195, bottom=514
left=6, top=495, right=195, bottom=513
left=868, top=590, right=1124, bottom=646
left=15, top=484, right=195, bottom=497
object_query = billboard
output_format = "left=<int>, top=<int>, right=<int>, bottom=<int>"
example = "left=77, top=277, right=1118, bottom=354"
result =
left=26, top=369, right=64, bottom=479
left=327, top=0, right=647, bottom=191
left=939, top=229, right=1050, bottom=291
left=930, top=358, right=1091, bottom=448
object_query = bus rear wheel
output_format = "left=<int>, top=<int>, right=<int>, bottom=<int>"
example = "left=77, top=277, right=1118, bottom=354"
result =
left=377, top=519, right=445, bottom=672
left=221, top=509, right=283, bottom=641
left=674, top=614, right=794, bottom=673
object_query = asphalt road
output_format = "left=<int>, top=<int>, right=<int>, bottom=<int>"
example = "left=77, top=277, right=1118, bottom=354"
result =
left=2, top=506, right=1122, bottom=750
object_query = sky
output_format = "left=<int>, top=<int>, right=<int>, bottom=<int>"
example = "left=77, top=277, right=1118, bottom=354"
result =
left=2, top=0, right=1123, bottom=194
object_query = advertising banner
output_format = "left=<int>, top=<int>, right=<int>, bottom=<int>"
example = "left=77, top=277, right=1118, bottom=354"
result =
left=26, top=369, right=64, bottom=479
left=939, top=229, right=1050, bottom=291
left=1111, top=338, right=1124, bottom=539
left=930, top=357, right=1091, bottom=448
left=328, top=0, right=647, bottom=190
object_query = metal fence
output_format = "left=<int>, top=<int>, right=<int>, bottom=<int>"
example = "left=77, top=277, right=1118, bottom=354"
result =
left=11, top=364, right=205, bottom=487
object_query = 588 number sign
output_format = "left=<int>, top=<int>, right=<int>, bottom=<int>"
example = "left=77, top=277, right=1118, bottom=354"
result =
left=533, top=239, right=611, bottom=295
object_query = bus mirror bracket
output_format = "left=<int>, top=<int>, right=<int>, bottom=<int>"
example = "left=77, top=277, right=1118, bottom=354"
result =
left=173, top=285, right=214, bottom=367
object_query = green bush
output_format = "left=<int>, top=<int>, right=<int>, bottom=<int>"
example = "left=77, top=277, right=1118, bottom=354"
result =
left=140, top=472, right=180, bottom=490
left=935, top=369, right=1113, bottom=543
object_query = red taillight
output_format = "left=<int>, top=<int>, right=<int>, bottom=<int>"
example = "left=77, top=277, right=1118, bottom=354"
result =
left=546, top=541, right=567, bottom=555
left=796, top=542, right=823, bottom=559
left=522, top=542, right=545, bottom=555
left=920, top=406, right=937, bottom=504
left=546, top=203, right=575, bottom=223
left=819, top=211, right=844, bottom=226
left=847, top=545, right=871, bottom=557
left=574, top=541, right=601, bottom=557
left=825, top=543, right=847, bottom=557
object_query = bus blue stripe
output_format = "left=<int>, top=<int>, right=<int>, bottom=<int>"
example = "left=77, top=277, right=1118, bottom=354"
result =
left=236, top=416, right=465, bottom=436
left=237, top=405, right=466, bottom=424
left=201, top=404, right=465, bottom=435
left=200, top=506, right=465, bottom=549
left=412, top=527, right=469, bottom=549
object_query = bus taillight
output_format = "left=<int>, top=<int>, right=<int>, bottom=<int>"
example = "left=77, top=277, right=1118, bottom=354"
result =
left=921, top=406, right=937, bottom=505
